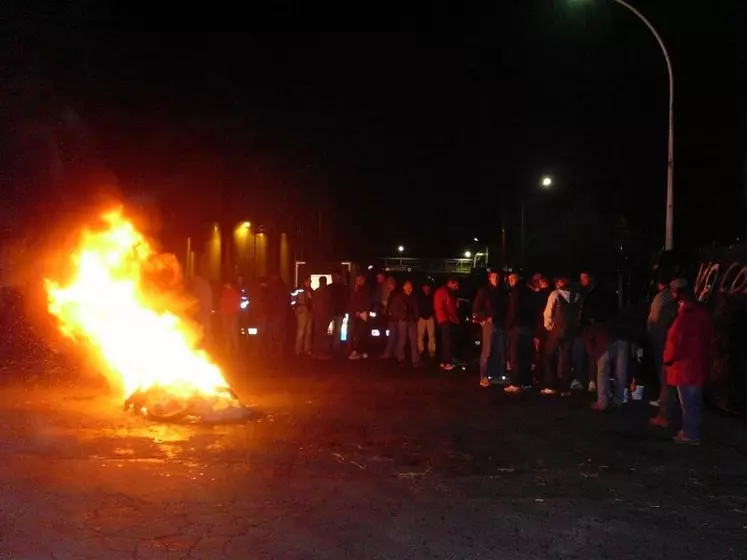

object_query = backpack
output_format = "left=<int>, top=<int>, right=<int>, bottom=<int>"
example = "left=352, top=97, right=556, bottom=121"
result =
left=553, top=290, right=582, bottom=339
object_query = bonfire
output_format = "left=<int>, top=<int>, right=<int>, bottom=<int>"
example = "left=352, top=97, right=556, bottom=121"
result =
left=45, top=209, right=247, bottom=422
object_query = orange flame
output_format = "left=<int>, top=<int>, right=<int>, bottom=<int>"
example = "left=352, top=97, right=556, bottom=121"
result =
left=45, top=209, right=227, bottom=399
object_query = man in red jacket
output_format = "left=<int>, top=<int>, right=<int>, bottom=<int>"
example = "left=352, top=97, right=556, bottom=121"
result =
left=650, top=279, right=714, bottom=445
left=434, top=277, right=460, bottom=370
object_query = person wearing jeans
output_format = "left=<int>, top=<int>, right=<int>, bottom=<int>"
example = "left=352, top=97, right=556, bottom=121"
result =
left=434, top=277, right=460, bottom=370
left=388, top=281, right=422, bottom=367
left=586, top=314, right=631, bottom=410
left=417, top=283, right=436, bottom=359
left=541, top=277, right=582, bottom=395
left=473, top=270, right=508, bottom=387
left=650, top=279, right=714, bottom=444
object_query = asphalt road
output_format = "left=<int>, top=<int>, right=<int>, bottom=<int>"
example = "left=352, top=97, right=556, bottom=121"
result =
left=1, top=357, right=746, bottom=560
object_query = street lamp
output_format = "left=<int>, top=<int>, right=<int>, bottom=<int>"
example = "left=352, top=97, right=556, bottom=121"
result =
left=468, top=238, right=489, bottom=268
left=574, top=0, right=674, bottom=250
left=397, top=245, right=405, bottom=253
left=520, top=176, right=554, bottom=267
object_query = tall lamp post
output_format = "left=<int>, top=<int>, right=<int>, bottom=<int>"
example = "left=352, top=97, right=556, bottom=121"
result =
left=520, top=176, right=553, bottom=267
left=577, top=0, right=674, bottom=250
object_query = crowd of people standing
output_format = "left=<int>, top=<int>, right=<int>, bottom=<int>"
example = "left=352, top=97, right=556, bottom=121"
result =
left=191, top=265, right=715, bottom=446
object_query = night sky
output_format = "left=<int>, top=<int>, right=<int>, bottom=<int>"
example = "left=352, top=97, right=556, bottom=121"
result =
left=2, top=1, right=745, bottom=266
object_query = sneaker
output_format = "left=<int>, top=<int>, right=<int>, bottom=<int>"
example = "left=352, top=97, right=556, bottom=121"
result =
left=348, top=351, right=361, bottom=360
left=588, top=380, right=597, bottom=393
left=649, top=416, right=669, bottom=428
left=361, top=353, right=369, bottom=359
left=560, top=391, right=572, bottom=397
left=480, top=377, right=490, bottom=388
left=443, top=363, right=454, bottom=371
left=673, top=431, right=700, bottom=445
left=649, top=400, right=660, bottom=407
left=504, top=385, right=522, bottom=394
left=570, top=380, right=583, bottom=391
left=439, top=363, right=445, bottom=369
left=540, top=388, right=557, bottom=395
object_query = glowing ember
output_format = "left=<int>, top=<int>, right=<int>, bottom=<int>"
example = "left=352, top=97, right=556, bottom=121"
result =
left=45, top=209, right=229, bottom=402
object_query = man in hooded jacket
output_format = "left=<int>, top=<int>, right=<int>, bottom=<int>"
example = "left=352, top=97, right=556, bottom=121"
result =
left=541, top=277, right=582, bottom=395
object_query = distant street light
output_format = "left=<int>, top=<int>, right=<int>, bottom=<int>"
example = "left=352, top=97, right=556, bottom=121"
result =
left=572, top=0, right=674, bottom=250
left=520, top=176, right=555, bottom=266
left=464, top=251, right=472, bottom=258
left=473, top=237, right=479, bottom=242
left=397, top=245, right=405, bottom=253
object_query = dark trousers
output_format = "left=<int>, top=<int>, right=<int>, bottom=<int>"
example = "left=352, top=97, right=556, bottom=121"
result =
left=533, top=329, right=548, bottom=384
left=266, top=316, right=286, bottom=358
left=350, top=316, right=368, bottom=354
left=544, top=332, right=573, bottom=391
left=650, top=337, right=668, bottom=403
left=509, top=326, right=534, bottom=386
left=572, top=334, right=588, bottom=384
left=396, top=320, right=420, bottom=364
left=439, top=322, right=453, bottom=364
left=313, top=314, right=332, bottom=355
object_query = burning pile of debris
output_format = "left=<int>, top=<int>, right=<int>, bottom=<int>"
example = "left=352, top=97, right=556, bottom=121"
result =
left=44, top=209, right=251, bottom=423
left=125, top=384, right=250, bottom=422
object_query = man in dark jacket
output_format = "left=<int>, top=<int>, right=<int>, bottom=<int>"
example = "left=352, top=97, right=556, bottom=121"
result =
left=387, top=280, right=422, bottom=367
left=347, top=273, right=370, bottom=360
left=312, top=276, right=333, bottom=358
left=417, top=283, right=436, bottom=359
left=532, top=275, right=553, bottom=381
left=264, top=274, right=290, bottom=360
left=505, top=272, right=535, bottom=392
left=328, top=271, right=349, bottom=355
left=579, top=272, right=616, bottom=325
left=575, top=271, right=617, bottom=391
left=473, top=270, right=508, bottom=387
left=380, top=277, right=399, bottom=360
left=647, top=276, right=678, bottom=408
